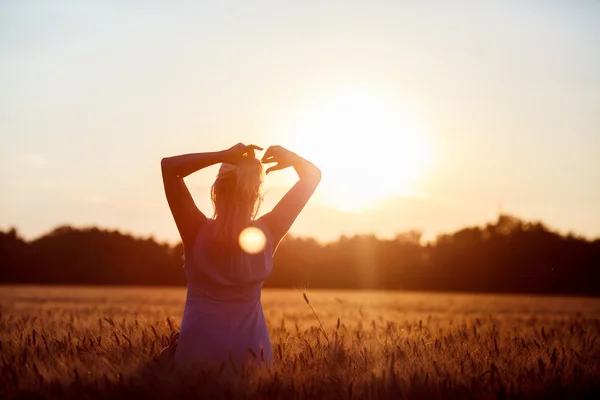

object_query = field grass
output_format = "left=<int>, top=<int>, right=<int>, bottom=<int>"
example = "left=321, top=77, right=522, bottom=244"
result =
left=1, top=286, right=599, bottom=399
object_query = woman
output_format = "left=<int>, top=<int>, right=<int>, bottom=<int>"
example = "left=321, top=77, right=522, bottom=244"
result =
left=161, top=143, right=321, bottom=368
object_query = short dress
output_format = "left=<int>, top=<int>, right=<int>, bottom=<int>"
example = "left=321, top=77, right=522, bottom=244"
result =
left=174, top=219, right=275, bottom=367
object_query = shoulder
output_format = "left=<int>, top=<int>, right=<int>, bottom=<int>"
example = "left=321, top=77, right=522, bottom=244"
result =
left=254, top=216, right=282, bottom=252
left=253, top=217, right=272, bottom=239
left=185, top=219, right=213, bottom=255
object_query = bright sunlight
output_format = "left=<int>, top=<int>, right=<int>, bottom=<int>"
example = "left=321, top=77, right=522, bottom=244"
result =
left=281, top=90, right=432, bottom=212
left=239, top=226, right=267, bottom=254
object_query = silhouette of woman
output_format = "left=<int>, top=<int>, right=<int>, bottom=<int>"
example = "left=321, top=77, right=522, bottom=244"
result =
left=161, top=143, right=321, bottom=368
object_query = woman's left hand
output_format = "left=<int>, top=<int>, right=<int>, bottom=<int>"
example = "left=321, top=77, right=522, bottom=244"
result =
left=222, top=143, right=263, bottom=164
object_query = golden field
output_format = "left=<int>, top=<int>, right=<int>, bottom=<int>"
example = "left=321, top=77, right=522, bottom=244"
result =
left=1, top=286, right=599, bottom=399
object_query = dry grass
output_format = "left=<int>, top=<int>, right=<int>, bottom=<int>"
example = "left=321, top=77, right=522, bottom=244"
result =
left=1, top=286, right=599, bottom=399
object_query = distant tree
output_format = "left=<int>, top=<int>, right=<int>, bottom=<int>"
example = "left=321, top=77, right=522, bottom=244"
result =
left=1, top=215, right=598, bottom=295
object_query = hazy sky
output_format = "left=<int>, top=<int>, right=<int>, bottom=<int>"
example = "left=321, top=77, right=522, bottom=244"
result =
left=2, top=0, right=599, bottom=244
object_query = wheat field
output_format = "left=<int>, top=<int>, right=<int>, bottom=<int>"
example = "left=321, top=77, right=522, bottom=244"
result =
left=1, top=286, right=599, bottom=399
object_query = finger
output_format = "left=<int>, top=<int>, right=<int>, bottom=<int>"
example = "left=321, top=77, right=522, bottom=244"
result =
left=261, top=151, right=273, bottom=161
left=265, top=163, right=285, bottom=175
left=261, top=156, right=277, bottom=164
left=246, top=144, right=263, bottom=151
left=261, top=148, right=272, bottom=161
left=245, top=148, right=256, bottom=158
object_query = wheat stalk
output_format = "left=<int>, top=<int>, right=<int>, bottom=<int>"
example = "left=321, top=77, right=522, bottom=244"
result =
left=303, top=292, right=330, bottom=344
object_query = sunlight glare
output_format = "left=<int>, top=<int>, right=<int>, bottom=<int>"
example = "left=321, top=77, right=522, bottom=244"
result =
left=239, top=226, right=267, bottom=254
left=281, top=90, right=432, bottom=212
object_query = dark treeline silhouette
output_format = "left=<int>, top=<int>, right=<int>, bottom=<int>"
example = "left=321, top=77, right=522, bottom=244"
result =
left=1, top=214, right=599, bottom=295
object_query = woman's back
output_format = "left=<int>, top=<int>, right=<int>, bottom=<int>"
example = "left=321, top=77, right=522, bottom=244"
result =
left=175, top=219, right=274, bottom=367
left=186, top=219, right=273, bottom=302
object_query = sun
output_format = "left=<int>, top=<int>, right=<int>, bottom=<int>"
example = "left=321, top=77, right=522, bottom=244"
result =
left=279, top=90, right=432, bottom=212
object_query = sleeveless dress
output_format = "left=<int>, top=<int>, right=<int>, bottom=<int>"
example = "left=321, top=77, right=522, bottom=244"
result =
left=174, top=219, right=274, bottom=367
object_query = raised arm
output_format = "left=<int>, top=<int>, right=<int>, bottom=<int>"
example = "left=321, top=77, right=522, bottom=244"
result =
left=161, top=143, right=262, bottom=249
left=259, top=146, right=321, bottom=246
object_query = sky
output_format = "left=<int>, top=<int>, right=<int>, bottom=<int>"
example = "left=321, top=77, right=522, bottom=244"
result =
left=1, top=0, right=599, bottom=244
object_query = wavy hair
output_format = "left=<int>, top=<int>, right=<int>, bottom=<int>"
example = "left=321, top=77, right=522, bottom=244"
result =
left=210, top=156, right=263, bottom=253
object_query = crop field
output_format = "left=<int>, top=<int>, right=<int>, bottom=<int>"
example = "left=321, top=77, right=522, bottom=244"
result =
left=0, top=286, right=599, bottom=399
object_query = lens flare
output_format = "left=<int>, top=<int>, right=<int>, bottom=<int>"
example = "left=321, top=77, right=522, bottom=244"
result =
left=239, top=226, right=267, bottom=254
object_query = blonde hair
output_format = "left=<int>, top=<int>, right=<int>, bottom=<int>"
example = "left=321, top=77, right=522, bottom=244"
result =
left=210, top=156, right=263, bottom=253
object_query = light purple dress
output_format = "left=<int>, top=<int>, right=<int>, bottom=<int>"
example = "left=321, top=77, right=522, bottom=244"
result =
left=174, top=219, right=274, bottom=367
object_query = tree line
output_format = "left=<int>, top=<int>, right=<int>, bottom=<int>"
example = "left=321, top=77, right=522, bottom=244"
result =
left=1, top=214, right=598, bottom=295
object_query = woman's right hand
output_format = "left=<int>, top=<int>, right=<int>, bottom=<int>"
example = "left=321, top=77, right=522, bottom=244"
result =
left=260, top=145, right=297, bottom=174
left=222, top=143, right=263, bottom=164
